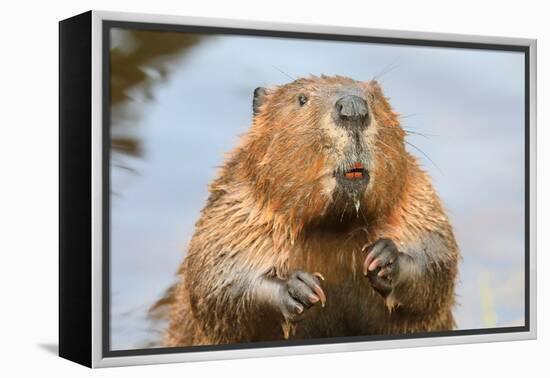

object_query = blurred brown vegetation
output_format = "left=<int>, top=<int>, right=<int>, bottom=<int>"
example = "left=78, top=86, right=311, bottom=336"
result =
left=110, top=29, right=202, bottom=157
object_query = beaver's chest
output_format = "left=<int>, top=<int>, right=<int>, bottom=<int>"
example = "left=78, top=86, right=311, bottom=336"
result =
left=286, top=232, right=392, bottom=337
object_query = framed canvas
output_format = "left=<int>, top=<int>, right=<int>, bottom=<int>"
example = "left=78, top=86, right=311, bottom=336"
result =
left=59, top=10, right=537, bottom=368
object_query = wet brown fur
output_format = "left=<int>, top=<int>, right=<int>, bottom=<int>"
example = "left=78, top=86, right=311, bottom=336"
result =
left=163, top=75, right=459, bottom=346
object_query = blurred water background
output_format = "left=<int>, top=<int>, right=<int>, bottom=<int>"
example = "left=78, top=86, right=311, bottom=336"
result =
left=109, top=29, right=525, bottom=350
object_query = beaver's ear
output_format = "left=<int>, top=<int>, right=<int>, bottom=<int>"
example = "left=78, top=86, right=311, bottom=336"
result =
left=253, top=87, right=268, bottom=116
left=368, top=80, right=384, bottom=96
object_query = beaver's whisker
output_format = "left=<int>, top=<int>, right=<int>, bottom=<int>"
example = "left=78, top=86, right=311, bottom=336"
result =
left=340, top=201, right=348, bottom=223
left=398, top=113, right=418, bottom=120
left=372, top=60, right=401, bottom=81
left=375, top=125, right=402, bottom=134
left=376, top=139, right=400, bottom=157
left=271, top=65, right=296, bottom=81
left=405, top=130, right=431, bottom=140
left=357, top=201, right=369, bottom=225
left=405, top=141, right=443, bottom=174
left=403, top=127, right=447, bottom=138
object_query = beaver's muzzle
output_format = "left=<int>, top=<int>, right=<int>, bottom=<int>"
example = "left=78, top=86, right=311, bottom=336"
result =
left=334, top=161, right=370, bottom=199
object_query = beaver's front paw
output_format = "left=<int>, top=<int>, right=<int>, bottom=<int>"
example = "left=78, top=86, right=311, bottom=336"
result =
left=362, top=238, right=401, bottom=297
left=277, top=270, right=326, bottom=322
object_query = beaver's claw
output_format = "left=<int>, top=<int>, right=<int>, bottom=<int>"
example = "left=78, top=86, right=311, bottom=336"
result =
left=278, top=270, right=326, bottom=323
left=362, top=238, right=400, bottom=297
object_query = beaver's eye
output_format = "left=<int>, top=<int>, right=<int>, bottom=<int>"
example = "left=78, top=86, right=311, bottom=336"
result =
left=298, top=94, right=308, bottom=106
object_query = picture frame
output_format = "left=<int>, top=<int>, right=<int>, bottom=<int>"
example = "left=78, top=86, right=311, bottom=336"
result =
left=59, top=10, right=537, bottom=368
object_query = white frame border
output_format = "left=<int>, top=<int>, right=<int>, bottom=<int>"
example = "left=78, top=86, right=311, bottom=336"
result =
left=90, top=10, right=537, bottom=368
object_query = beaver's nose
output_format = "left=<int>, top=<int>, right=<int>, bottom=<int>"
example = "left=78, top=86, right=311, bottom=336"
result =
left=335, top=95, right=369, bottom=121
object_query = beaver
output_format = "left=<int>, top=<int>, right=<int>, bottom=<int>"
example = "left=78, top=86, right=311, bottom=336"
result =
left=162, top=75, right=459, bottom=346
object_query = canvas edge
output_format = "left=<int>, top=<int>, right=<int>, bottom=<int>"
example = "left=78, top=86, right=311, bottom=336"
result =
left=91, top=10, right=103, bottom=369
left=58, top=10, right=93, bottom=368
left=528, top=39, right=537, bottom=341
left=89, top=10, right=537, bottom=368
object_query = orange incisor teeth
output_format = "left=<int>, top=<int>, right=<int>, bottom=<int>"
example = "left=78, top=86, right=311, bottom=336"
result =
left=343, top=163, right=365, bottom=180
left=344, top=171, right=363, bottom=180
